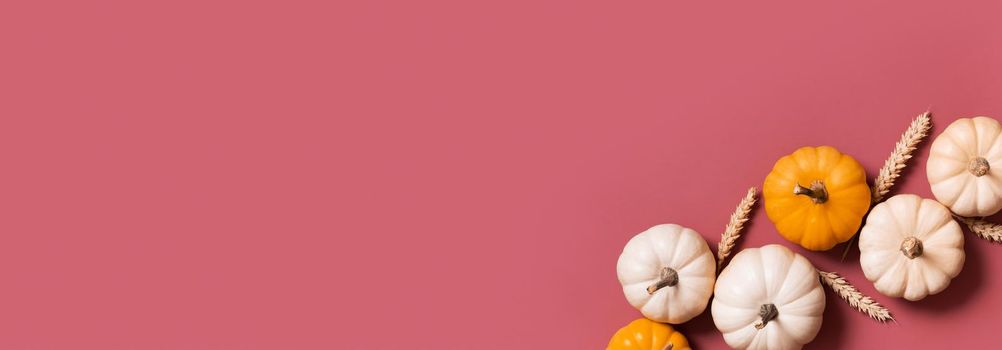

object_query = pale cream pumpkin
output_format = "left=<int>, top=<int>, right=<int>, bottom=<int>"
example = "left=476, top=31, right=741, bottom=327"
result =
left=859, top=194, right=965, bottom=301
left=617, top=224, right=716, bottom=324
left=927, top=116, right=1002, bottom=217
left=711, top=244, right=825, bottom=350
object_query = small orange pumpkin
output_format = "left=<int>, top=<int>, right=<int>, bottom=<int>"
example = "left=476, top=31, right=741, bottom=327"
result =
left=763, top=146, right=871, bottom=251
left=607, top=318, right=691, bottom=350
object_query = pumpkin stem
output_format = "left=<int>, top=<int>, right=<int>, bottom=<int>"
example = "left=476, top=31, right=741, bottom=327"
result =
left=900, top=236, right=924, bottom=259
left=969, top=157, right=990, bottom=177
left=753, top=303, right=778, bottom=330
left=646, top=267, right=679, bottom=294
left=663, top=344, right=673, bottom=350
left=793, top=180, right=828, bottom=204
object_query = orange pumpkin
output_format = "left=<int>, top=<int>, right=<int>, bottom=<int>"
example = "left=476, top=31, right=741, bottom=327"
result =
left=607, top=318, right=691, bottom=350
left=763, top=146, right=871, bottom=251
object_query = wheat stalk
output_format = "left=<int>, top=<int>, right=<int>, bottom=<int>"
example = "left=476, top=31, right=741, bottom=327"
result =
left=717, top=187, right=757, bottom=272
left=843, top=111, right=932, bottom=261
left=958, top=216, right=1002, bottom=242
left=818, top=270, right=894, bottom=323
left=871, top=111, right=932, bottom=203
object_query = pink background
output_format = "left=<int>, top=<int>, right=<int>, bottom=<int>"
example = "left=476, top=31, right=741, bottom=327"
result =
left=3, top=0, right=1002, bottom=348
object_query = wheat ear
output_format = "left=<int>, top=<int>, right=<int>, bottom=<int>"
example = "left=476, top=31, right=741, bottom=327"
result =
left=843, top=111, right=932, bottom=261
left=959, top=216, right=1002, bottom=242
left=871, top=111, right=932, bottom=203
left=717, top=187, right=757, bottom=272
left=818, top=270, right=894, bottom=323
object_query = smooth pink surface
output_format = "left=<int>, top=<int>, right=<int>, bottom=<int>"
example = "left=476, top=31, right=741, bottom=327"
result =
left=3, top=0, right=1002, bottom=348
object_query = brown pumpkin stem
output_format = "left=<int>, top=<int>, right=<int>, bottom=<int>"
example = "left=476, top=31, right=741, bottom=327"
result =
left=753, top=303, right=778, bottom=330
left=646, top=267, right=679, bottom=294
left=793, top=180, right=828, bottom=204
left=663, top=344, right=673, bottom=350
left=900, top=236, right=923, bottom=259
left=970, top=157, right=990, bottom=177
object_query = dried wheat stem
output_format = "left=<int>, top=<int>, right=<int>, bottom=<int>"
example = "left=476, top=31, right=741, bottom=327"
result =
left=871, top=111, right=932, bottom=203
left=958, top=216, right=1002, bottom=242
left=818, top=270, right=894, bottom=323
left=717, top=187, right=757, bottom=272
left=844, top=111, right=932, bottom=261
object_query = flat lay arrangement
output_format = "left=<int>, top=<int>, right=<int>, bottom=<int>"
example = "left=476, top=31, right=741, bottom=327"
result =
left=607, top=113, right=1002, bottom=350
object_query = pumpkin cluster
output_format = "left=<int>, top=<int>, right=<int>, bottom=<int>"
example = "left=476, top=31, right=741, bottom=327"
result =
left=607, top=115, right=999, bottom=350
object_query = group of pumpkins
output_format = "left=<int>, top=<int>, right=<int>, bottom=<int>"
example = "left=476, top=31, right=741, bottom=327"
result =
left=608, top=116, right=1002, bottom=349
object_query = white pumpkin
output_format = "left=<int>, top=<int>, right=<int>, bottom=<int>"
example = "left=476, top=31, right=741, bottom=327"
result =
left=859, top=194, right=965, bottom=301
left=616, top=224, right=716, bottom=324
left=927, top=116, right=1002, bottom=217
left=711, top=244, right=825, bottom=350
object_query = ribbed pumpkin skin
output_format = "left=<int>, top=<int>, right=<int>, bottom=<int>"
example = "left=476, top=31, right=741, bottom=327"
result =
left=860, top=194, right=965, bottom=301
left=617, top=224, right=717, bottom=324
left=606, top=318, right=691, bottom=350
left=763, top=146, right=871, bottom=251
left=711, top=244, right=825, bottom=350
left=927, top=116, right=1002, bottom=217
